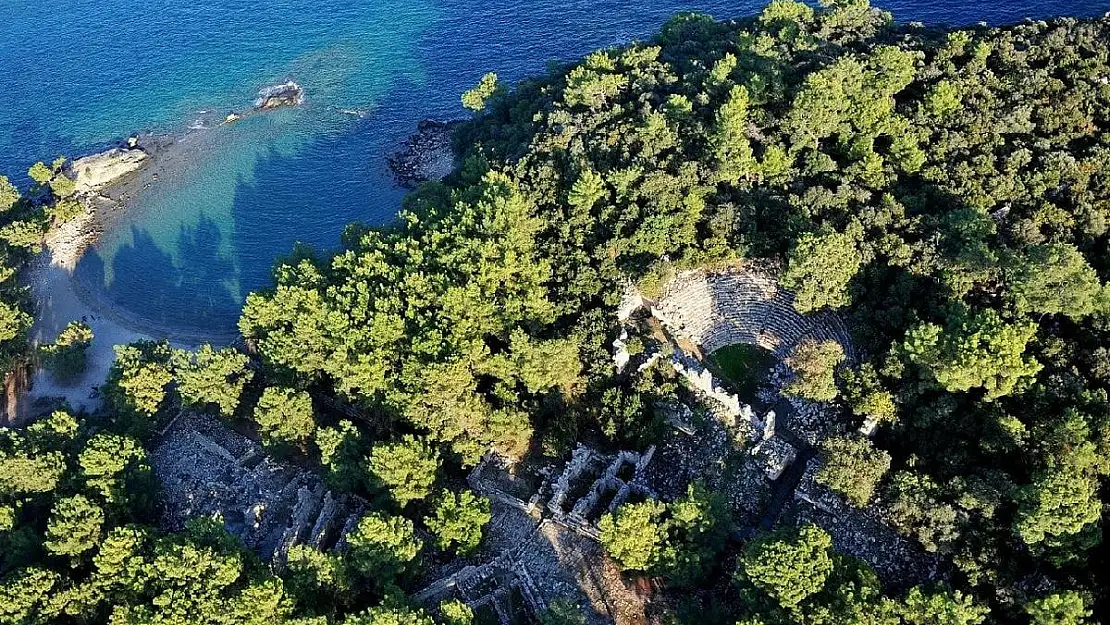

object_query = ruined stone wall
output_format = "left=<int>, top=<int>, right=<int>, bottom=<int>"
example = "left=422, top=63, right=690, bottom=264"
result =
left=150, top=411, right=365, bottom=567
left=793, top=458, right=943, bottom=585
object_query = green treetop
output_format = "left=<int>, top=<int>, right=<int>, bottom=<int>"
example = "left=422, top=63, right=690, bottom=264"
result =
left=538, top=598, right=587, bottom=625
left=171, top=344, right=254, bottom=417
left=738, top=524, right=834, bottom=609
left=439, top=600, right=473, bottom=625
left=598, top=500, right=668, bottom=572
left=712, top=85, right=757, bottom=183
left=899, top=586, right=988, bottom=625
left=461, top=72, right=501, bottom=112
left=1006, top=243, right=1104, bottom=319
left=43, top=494, right=105, bottom=558
left=315, top=420, right=367, bottom=492
left=103, top=341, right=174, bottom=436
left=345, top=512, right=423, bottom=588
left=424, top=490, right=491, bottom=555
left=903, top=307, right=1040, bottom=400
left=342, top=603, right=436, bottom=625
left=1024, top=592, right=1094, bottom=625
left=78, top=432, right=154, bottom=511
left=816, top=435, right=891, bottom=507
left=0, top=176, right=20, bottom=212
left=0, top=300, right=31, bottom=344
left=1013, top=467, right=1101, bottom=546
left=39, top=320, right=93, bottom=381
left=599, top=484, right=730, bottom=585
left=784, top=339, right=845, bottom=402
left=781, top=230, right=863, bottom=313
left=367, top=435, right=440, bottom=507
left=253, top=386, right=316, bottom=450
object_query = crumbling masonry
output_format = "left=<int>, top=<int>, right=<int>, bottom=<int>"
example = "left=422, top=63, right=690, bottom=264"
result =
left=414, top=446, right=659, bottom=625
left=151, top=411, right=365, bottom=568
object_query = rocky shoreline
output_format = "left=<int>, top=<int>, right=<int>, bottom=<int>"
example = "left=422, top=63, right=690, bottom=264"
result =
left=45, top=137, right=159, bottom=269
left=387, top=119, right=462, bottom=188
left=43, top=82, right=306, bottom=269
left=21, top=81, right=308, bottom=415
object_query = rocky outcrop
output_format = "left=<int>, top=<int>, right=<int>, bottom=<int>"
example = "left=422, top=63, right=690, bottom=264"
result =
left=388, top=120, right=460, bottom=188
left=68, top=148, right=148, bottom=196
left=254, top=81, right=304, bottom=110
left=45, top=146, right=151, bottom=268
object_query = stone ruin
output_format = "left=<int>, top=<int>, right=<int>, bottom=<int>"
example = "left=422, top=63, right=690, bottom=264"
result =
left=670, top=354, right=795, bottom=481
left=545, top=446, right=657, bottom=540
left=621, top=266, right=856, bottom=450
left=150, top=410, right=365, bottom=568
left=413, top=267, right=930, bottom=611
left=645, top=399, right=772, bottom=524
left=757, top=362, right=839, bottom=447
left=648, top=268, right=856, bottom=362
left=667, top=352, right=744, bottom=416
left=414, top=446, right=661, bottom=625
left=414, top=550, right=547, bottom=625
left=630, top=269, right=947, bottom=586
left=792, top=458, right=943, bottom=585
left=621, top=339, right=795, bottom=482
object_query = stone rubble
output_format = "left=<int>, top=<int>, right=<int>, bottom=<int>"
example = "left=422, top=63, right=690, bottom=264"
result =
left=759, top=361, right=840, bottom=447
left=642, top=398, right=771, bottom=521
left=150, top=411, right=365, bottom=568
left=612, top=330, right=631, bottom=373
left=793, top=458, right=943, bottom=585
left=617, top=282, right=646, bottom=322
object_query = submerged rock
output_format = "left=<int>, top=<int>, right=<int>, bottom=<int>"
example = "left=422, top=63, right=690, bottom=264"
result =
left=68, top=148, right=148, bottom=196
left=254, top=81, right=304, bottom=110
left=387, top=119, right=461, bottom=188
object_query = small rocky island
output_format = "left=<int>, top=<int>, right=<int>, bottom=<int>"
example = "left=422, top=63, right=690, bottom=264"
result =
left=254, top=81, right=305, bottom=110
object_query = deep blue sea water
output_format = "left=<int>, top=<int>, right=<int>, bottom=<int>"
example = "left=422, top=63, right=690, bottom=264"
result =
left=1, top=0, right=1107, bottom=336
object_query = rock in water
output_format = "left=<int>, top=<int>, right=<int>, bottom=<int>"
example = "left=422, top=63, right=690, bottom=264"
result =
left=68, top=148, right=148, bottom=195
left=387, top=120, right=461, bottom=188
left=255, top=81, right=304, bottom=110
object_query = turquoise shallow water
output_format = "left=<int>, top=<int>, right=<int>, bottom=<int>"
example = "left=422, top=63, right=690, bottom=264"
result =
left=1, top=0, right=1106, bottom=336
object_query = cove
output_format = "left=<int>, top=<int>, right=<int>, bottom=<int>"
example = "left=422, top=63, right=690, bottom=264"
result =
left=1, top=0, right=1105, bottom=338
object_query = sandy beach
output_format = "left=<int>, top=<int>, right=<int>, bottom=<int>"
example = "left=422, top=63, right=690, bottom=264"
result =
left=25, top=256, right=157, bottom=412
left=23, top=113, right=254, bottom=413
left=22, top=252, right=223, bottom=413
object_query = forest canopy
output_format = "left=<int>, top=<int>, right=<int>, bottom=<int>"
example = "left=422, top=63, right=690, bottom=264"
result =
left=234, top=1, right=1110, bottom=620
left=4, top=1, right=1110, bottom=624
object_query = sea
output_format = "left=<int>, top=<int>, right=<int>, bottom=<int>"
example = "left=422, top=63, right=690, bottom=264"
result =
left=0, top=0, right=1106, bottom=337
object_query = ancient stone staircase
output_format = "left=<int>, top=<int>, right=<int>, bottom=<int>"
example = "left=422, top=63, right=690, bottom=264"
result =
left=150, top=411, right=366, bottom=567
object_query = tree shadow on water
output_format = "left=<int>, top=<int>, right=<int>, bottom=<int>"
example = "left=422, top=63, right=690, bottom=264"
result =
left=77, top=215, right=241, bottom=336
left=227, top=134, right=405, bottom=295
